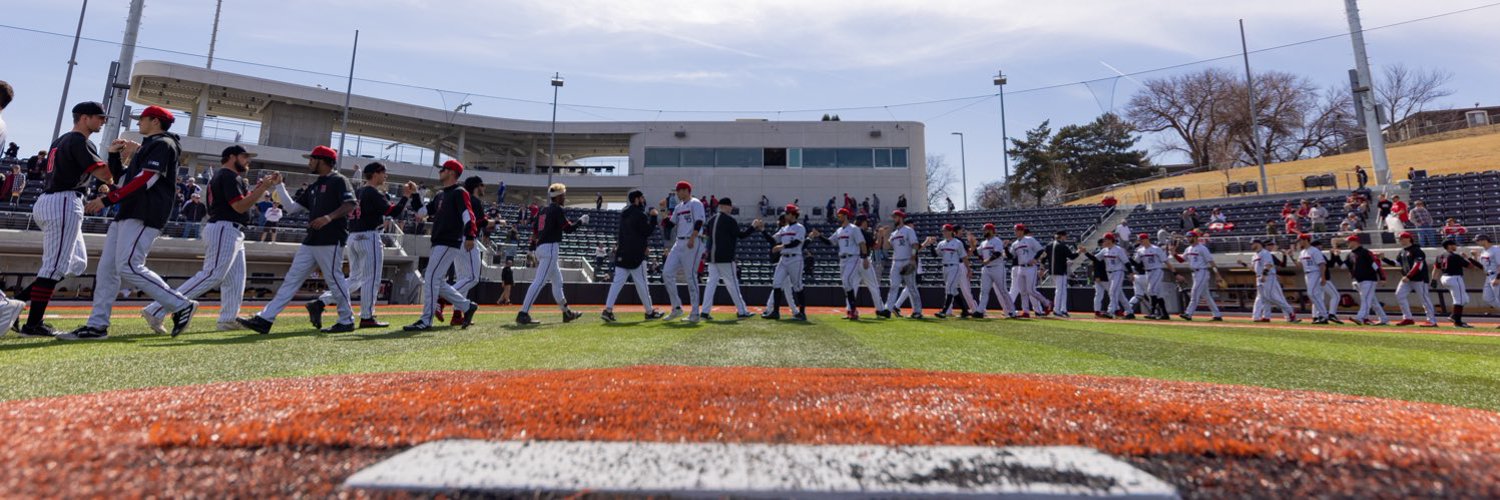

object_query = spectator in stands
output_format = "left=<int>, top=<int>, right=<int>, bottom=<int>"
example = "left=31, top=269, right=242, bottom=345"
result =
left=1390, top=195, right=1409, bottom=226
left=1296, top=200, right=1311, bottom=218
left=495, top=180, right=506, bottom=206
left=1284, top=215, right=1300, bottom=235
left=664, top=193, right=676, bottom=211
left=0, top=167, right=9, bottom=202
left=1157, top=227, right=1172, bottom=246
left=844, top=193, right=855, bottom=212
left=25, top=151, right=45, bottom=177
left=293, top=182, right=308, bottom=201
left=7, top=165, right=23, bottom=204
left=254, top=192, right=273, bottom=226
left=1309, top=202, right=1329, bottom=233
left=1265, top=219, right=1278, bottom=236
left=946, top=197, right=955, bottom=212
left=1408, top=200, right=1436, bottom=246
left=1376, top=194, right=1393, bottom=229
left=1180, top=207, right=1199, bottom=231
left=3, top=142, right=17, bottom=159
left=1101, top=195, right=1118, bottom=208
left=1442, top=218, right=1468, bottom=244
left=826, top=197, right=836, bottom=223
left=861, top=197, right=870, bottom=217
left=261, top=203, right=283, bottom=242
left=594, top=243, right=608, bottom=270
left=1209, top=208, right=1227, bottom=225
left=1407, top=167, right=1416, bottom=181
left=595, top=192, right=603, bottom=210
left=1340, top=212, right=1364, bottom=233
left=896, top=194, right=907, bottom=211
left=1355, top=165, right=1368, bottom=189
left=871, top=194, right=880, bottom=222
left=498, top=256, right=514, bottom=306
left=759, top=195, right=770, bottom=217
left=180, top=193, right=207, bottom=239
left=1280, top=202, right=1293, bottom=219
left=528, top=201, right=540, bottom=222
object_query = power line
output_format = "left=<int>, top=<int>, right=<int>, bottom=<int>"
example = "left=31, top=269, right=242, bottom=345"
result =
left=1, top=1, right=1495, bottom=115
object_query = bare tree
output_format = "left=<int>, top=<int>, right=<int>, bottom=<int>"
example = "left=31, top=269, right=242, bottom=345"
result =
left=1377, top=63, right=1455, bottom=124
left=1125, top=68, right=1238, bottom=168
left=974, top=180, right=1013, bottom=210
left=926, top=154, right=956, bottom=211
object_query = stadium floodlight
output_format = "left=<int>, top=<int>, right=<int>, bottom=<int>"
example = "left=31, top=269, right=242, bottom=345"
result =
left=952, top=132, right=967, bottom=211
left=993, top=70, right=1010, bottom=181
left=547, top=73, right=564, bottom=187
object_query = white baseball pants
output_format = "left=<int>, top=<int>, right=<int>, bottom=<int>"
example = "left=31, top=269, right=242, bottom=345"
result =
left=1394, top=280, right=1436, bottom=323
left=87, top=219, right=192, bottom=329
left=33, top=192, right=88, bottom=280
left=145, top=221, right=245, bottom=323
left=701, top=262, right=748, bottom=316
left=662, top=239, right=701, bottom=314
left=605, top=263, right=653, bottom=311
left=520, top=242, right=566, bottom=313
left=318, top=230, right=383, bottom=319
left=256, top=242, right=353, bottom=326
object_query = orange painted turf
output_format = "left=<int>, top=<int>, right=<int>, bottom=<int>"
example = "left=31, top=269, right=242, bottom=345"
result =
left=2, top=367, right=1498, bottom=498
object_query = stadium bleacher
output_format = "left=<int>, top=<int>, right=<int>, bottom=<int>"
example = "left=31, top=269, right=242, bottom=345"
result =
left=1120, top=194, right=1349, bottom=252
left=1409, top=170, right=1500, bottom=228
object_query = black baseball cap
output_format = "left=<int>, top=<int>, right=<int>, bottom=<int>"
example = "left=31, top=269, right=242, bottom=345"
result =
left=464, top=175, right=485, bottom=190
left=1442, top=238, right=1459, bottom=247
left=717, top=197, right=733, bottom=206
left=362, top=162, right=387, bottom=177
left=1475, top=234, right=1491, bottom=242
left=220, top=145, right=257, bottom=162
left=72, top=101, right=106, bottom=116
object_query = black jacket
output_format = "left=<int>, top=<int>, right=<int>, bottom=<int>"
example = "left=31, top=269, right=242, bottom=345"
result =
left=1042, top=241, right=1078, bottom=276
left=705, top=212, right=755, bottom=263
left=614, top=204, right=656, bottom=269
left=1345, top=247, right=1381, bottom=282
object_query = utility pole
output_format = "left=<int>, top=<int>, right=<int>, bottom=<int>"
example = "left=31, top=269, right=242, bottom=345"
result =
left=1345, top=0, right=1391, bottom=186
left=1240, top=20, right=1268, bottom=194
left=102, top=0, right=145, bottom=143
left=337, top=29, right=359, bottom=170
left=51, top=0, right=89, bottom=141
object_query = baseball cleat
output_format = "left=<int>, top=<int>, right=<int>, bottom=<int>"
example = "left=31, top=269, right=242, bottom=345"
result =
left=664, top=309, right=684, bottom=322
left=170, top=301, right=199, bottom=338
left=435, top=298, right=448, bottom=322
left=236, top=316, right=274, bottom=335
left=761, top=310, right=780, bottom=320
left=645, top=309, right=665, bottom=320
left=699, top=313, right=714, bottom=322
left=515, top=312, right=537, bottom=325
left=450, top=310, right=465, bottom=326
left=875, top=310, right=891, bottom=319
left=1210, top=317, right=1224, bottom=322
left=970, top=312, right=985, bottom=319
left=601, top=310, right=617, bottom=323
left=305, top=300, right=325, bottom=330
left=359, top=318, right=390, bottom=329
left=321, top=322, right=355, bottom=333
left=792, top=312, right=808, bottom=322
left=402, top=321, right=433, bottom=332
left=216, top=321, right=245, bottom=331
left=1395, top=319, right=1415, bottom=326
left=142, top=308, right=167, bottom=335
left=1327, top=316, right=1345, bottom=324
left=1254, top=318, right=1271, bottom=323
left=1419, top=321, right=1438, bottom=328
left=934, top=312, right=949, bottom=319
left=561, top=309, right=582, bottom=324
left=56, top=326, right=108, bottom=341
left=462, top=303, right=480, bottom=329
left=1124, top=313, right=1137, bottom=320
left=736, top=312, right=755, bottom=319
left=909, top=312, right=924, bottom=319
left=1178, top=314, right=1193, bottom=321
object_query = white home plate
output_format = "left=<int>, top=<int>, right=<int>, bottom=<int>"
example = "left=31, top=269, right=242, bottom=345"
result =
left=344, top=440, right=1178, bottom=498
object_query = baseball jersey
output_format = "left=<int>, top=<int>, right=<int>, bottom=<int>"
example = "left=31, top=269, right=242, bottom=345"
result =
left=1479, top=246, right=1500, bottom=275
left=349, top=186, right=409, bottom=233
left=111, top=132, right=181, bottom=229
left=429, top=184, right=478, bottom=248
left=889, top=225, right=918, bottom=260
left=1299, top=247, right=1327, bottom=276
left=297, top=172, right=357, bottom=246
left=1183, top=243, right=1214, bottom=271
left=670, top=197, right=704, bottom=240
left=44, top=131, right=106, bottom=194
left=206, top=167, right=250, bottom=224
left=978, top=236, right=1006, bottom=268
left=1097, top=246, right=1128, bottom=273
left=774, top=223, right=806, bottom=257
left=1436, top=251, right=1472, bottom=277
left=1010, top=236, right=1043, bottom=266
left=937, top=238, right=965, bottom=266
left=1252, top=249, right=1275, bottom=277
left=1135, top=245, right=1167, bottom=271
left=834, top=224, right=863, bottom=257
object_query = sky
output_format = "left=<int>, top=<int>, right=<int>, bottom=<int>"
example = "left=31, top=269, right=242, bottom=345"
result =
left=2, top=0, right=1497, bottom=207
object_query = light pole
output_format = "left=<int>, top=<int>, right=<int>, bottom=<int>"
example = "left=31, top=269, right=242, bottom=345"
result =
left=546, top=72, right=564, bottom=189
left=952, top=132, right=967, bottom=210
left=51, top=0, right=89, bottom=141
left=993, top=70, right=1009, bottom=181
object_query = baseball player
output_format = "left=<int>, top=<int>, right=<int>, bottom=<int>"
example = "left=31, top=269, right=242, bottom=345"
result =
left=1383, top=232, right=1437, bottom=327
left=1041, top=230, right=1077, bottom=318
left=1133, top=233, right=1169, bottom=320
left=1248, top=239, right=1298, bottom=323
left=64, top=106, right=197, bottom=340
left=1093, top=234, right=1130, bottom=319
left=1473, top=235, right=1500, bottom=327
left=602, top=190, right=664, bottom=322
left=974, top=223, right=1015, bottom=319
left=884, top=210, right=924, bottom=319
left=308, top=162, right=413, bottom=329
left=140, top=146, right=276, bottom=333
left=1436, top=238, right=1480, bottom=328
left=763, top=204, right=807, bottom=321
left=659, top=181, right=704, bottom=322
left=446, top=175, right=491, bottom=326
left=930, top=224, right=970, bottom=319
left=404, top=160, right=481, bottom=331
left=16, top=102, right=114, bottom=337
left=0, top=82, right=18, bottom=333
left=852, top=214, right=889, bottom=319
left=1009, top=224, right=1052, bottom=318
left=515, top=183, right=587, bottom=325
left=1338, top=235, right=1388, bottom=326
left=1170, top=230, right=1223, bottom=321
left=236, top=145, right=358, bottom=334
left=833, top=208, right=869, bottom=319
left=700, top=197, right=759, bottom=321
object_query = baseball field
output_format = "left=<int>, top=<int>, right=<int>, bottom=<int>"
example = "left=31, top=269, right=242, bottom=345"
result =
left=4, top=304, right=1499, bottom=497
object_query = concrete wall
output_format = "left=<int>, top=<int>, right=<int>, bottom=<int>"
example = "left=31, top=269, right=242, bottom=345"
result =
left=259, top=102, right=337, bottom=152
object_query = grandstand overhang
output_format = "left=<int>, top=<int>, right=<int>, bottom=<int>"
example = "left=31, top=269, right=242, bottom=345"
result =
left=127, top=60, right=928, bottom=210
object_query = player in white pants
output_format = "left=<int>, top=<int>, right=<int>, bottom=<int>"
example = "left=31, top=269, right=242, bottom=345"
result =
left=661, top=181, right=705, bottom=322
left=602, top=190, right=664, bottom=322
left=833, top=208, right=870, bottom=319
left=972, top=224, right=1013, bottom=319
left=1009, top=224, right=1050, bottom=317
left=884, top=211, right=924, bottom=319
left=1385, top=232, right=1437, bottom=327
left=1474, top=235, right=1500, bottom=326
left=851, top=215, right=888, bottom=318
left=1133, top=233, right=1169, bottom=320
left=1172, top=231, right=1222, bottom=321
left=1339, top=235, right=1388, bottom=325
left=1249, top=239, right=1297, bottom=322
left=1094, top=234, right=1129, bottom=318
left=67, top=106, right=199, bottom=340
left=1436, top=238, right=1479, bottom=328
left=764, top=205, right=808, bottom=321
left=17, top=102, right=113, bottom=337
left=1042, top=230, right=1078, bottom=318
left=931, top=224, right=972, bottom=319
left=141, top=146, right=273, bottom=332
left=515, top=183, right=586, bottom=325
left=700, top=198, right=758, bottom=320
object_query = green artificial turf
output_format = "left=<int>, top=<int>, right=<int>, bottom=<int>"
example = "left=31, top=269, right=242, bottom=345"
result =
left=3, top=311, right=1498, bottom=411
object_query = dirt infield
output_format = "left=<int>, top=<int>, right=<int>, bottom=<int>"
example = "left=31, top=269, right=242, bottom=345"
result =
left=3, top=367, right=1498, bottom=498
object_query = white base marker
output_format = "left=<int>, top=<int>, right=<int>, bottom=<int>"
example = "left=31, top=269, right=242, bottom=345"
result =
left=344, top=440, right=1178, bottom=498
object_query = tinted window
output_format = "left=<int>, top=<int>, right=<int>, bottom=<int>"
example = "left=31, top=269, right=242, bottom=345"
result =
left=645, top=148, right=679, bottom=167
left=681, top=148, right=715, bottom=168
left=892, top=148, right=909, bottom=167
left=836, top=148, right=873, bottom=168
left=803, top=148, right=837, bottom=168
left=716, top=148, right=763, bottom=168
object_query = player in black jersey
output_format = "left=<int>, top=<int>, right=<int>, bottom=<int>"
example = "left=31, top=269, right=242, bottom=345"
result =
left=238, top=146, right=358, bottom=334
left=16, top=102, right=115, bottom=337
left=406, top=160, right=481, bottom=331
left=308, top=162, right=414, bottom=328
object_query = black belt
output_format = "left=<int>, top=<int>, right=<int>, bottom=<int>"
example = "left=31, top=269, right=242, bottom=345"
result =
left=43, top=190, right=86, bottom=197
left=840, top=254, right=857, bottom=258
left=208, top=220, right=246, bottom=231
left=943, top=263, right=958, bottom=267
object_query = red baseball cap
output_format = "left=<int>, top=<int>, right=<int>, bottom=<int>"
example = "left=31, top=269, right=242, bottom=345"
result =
left=303, top=145, right=338, bottom=163
left=1398, top=231, right=1414, bottom=240
left=1297, top=233, right=1312, bottom=240
left=784, top=204, right=799, bottom=215
left=1346, top=235, right=1361, bottom=242
left=942, top=224, right=956, bottom=232
left=1187, top=230, right=1201, bottom=237
left=1138, top=233, right=1151, bottom=240
left=1013, top=223, right=1028, bottom=232
left=132, top=105, right=175, bottom=124
left=983, top=223, right=996, bottom=232
left=891, top=209, right=907, bottom=219
left=441, top=159, right=465, bottom=175
left=837, top=207, right=853, bottom=219
left=675, top=181, right=692, bottom=192
left=1103, top=233, right=1117, bottom=241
